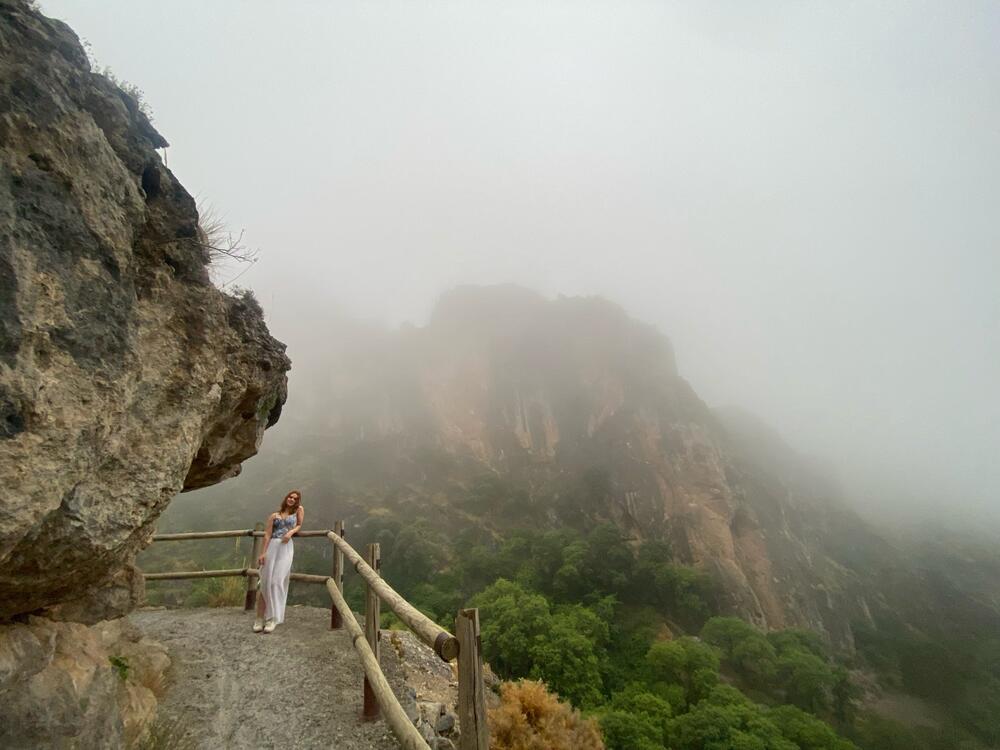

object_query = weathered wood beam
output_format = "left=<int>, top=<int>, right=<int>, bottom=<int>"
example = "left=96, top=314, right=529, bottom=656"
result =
left=245, top=521, right=264, bottom=610
left=363, top=542, right=382, bottom=720
left=324, top=579, right=431, bottom=750
left=326, top=531, right=459, bottom=661
left=143, top=568, right=247, bottom=580
left=151, top=529, right=332, bottom=541
left=331, top=520, right=345, bottom=629
left=152, top=530, right=254, bottom=541
left=288, top=573, right=330, bottom=584
left=456, top=608, right=490, bottom=750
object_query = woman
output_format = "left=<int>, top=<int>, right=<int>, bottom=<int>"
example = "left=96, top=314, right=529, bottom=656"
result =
left=253, top=490, right=304, bottom=633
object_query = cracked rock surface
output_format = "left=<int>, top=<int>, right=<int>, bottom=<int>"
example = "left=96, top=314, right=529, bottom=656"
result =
left=0, top=0, right=289, bottom=621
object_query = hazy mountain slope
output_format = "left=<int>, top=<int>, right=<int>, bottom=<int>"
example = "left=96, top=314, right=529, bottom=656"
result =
left=168, top=285, right=941, bottom=646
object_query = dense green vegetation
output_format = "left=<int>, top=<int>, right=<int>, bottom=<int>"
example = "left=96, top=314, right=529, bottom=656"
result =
left=142, top=478, right=1000, bottom=750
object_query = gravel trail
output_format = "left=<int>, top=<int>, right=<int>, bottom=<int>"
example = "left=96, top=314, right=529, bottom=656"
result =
left=131, top=606, right=406, bottom=750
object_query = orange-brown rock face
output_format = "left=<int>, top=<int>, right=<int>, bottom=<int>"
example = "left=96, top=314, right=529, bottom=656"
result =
left=291, top=285, right=866, bottom=643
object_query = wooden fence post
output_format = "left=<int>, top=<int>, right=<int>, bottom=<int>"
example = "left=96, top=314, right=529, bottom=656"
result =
left=363, top=542, right=381, bottom=721
left=244, top=522, right=264, bottom=611
left=456, top=608, right=489, bottom=750
left=331, top=520, right=345, bottom=629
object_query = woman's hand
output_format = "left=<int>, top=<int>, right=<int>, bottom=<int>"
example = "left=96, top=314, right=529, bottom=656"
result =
left=257, top=553, right=266, bottom=565
left=281, top=535, right=291, bottom=544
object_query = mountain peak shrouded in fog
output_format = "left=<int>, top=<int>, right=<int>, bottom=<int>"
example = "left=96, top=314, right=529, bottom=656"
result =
left=177, top=286, right=893, bottom=645
left=7, top=1, right=1000, bottom=746
left=428, top=284, right=679, bottom=379
left=42, top=0, right=1000, bottom=526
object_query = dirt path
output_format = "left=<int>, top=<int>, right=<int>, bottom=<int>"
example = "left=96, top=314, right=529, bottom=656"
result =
left=131, top=606, right=407, bottom=749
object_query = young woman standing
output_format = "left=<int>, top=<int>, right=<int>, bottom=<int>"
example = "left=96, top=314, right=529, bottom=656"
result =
left=253, top=490, right=304, bottom=633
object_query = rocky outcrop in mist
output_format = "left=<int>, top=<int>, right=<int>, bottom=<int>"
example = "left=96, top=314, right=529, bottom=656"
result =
left=218, top=285, right=882, bottom=645
left=0, top=0, right=289, bottom=622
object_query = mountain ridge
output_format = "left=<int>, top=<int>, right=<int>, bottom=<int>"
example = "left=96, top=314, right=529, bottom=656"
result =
left=177, top=284, right=916, bottom=648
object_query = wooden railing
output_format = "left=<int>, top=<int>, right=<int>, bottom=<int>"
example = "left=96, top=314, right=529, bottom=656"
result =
left=143, top=522, right=489, bottom=750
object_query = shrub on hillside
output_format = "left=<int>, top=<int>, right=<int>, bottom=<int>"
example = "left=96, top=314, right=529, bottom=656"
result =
left=488, top=680, right=604, bottom=750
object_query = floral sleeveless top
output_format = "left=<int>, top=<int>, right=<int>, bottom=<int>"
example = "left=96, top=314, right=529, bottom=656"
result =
left=272, top=513, right=296, bottom=538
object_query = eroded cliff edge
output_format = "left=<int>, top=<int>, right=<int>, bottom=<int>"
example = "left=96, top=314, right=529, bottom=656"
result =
left=0, top=0, right=290, bottom=622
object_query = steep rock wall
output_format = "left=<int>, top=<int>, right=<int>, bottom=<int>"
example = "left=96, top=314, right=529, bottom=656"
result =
left=234, top=286, right=867, bottom=642
left=0, top=0, right=289, bottom=620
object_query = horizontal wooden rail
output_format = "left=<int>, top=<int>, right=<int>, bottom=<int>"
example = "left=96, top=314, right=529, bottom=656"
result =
left=144, top=569, right=331, bottom=585
left=288, top=572, right=330, bottom=584
left=327, top=530, right=459, bottom=661
left=143, top=568, right=248, bottom=580
left=152, top=529, right=333, bottom=541
left=152, top=530, right=254, bottom=541
left=325, top=579, right=431, bottom=750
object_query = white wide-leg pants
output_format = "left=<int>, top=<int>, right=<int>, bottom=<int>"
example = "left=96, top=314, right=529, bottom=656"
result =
left=260, top=538, right=293, bottom=623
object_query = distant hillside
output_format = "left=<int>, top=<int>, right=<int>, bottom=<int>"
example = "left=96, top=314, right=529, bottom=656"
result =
left=167, top=285, right=1000, bottom=653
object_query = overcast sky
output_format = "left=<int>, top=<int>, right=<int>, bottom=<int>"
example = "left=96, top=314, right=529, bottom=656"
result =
left=42, top=0, right=999, bottom=524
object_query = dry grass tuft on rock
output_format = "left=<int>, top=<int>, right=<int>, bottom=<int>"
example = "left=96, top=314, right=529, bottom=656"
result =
left=488, top=679, right=605, bottom=750
left=196, top=200, right=260, bottom=286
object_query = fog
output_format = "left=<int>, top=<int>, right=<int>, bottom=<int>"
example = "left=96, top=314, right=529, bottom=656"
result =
left=42, top=1, right=1000, bottom=525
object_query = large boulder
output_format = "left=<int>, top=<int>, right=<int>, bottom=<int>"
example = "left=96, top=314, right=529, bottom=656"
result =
left=0, top=615, right=170, bottom=748
left=0, top=0, right=290, bottom=620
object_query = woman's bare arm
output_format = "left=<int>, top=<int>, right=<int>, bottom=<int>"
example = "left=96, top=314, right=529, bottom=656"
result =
left=259, top=514, right=275, bottom=563
left=282, top=506, right=304, bottom=543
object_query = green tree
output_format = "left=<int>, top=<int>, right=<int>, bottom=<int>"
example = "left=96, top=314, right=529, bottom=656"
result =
left=552, top=524, right=634, bottom=601
left=667, top=691, right=796, bottom=750
left=768, top=629, right=828, bottom=660
left=602, top=606, right=659, bottom=695
left=471, top=580, right=611, bottom=708
left=767, top=705, right=858, bottom=750
left=634, top=542, right=714, bottom=630
left=529, top=605, right=607, bottom=707
left=600, top=709, right=663, bottom=750
left=646, top=637, right=720, bottom=708
left=701, top=617, right=778, bottom=685
left=776, top=648, right=837, bottom=714
left=408, top=581, right=463, bottom=626
left=831, top=666, right=861, bottom=724
left=608, top=684, right=672, bottom=743
left=470, top=579, right=551, bottom=678
left=383, top=524, right=446, bottom=592
left=701, top=617, right=758, bottom=655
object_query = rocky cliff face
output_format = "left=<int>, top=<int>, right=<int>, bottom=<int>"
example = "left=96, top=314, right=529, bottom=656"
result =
left=0, top=0, right=289, bottom=621
left=218, top=285, right=879, bottom=645
left=0, top=615, right=170, bottom=748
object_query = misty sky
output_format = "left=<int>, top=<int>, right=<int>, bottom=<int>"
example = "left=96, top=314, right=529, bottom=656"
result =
left=42, top=1, right=999, bottom=523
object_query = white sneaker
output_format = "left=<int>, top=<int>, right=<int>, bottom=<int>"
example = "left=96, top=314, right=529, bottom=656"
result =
left=252, top=617, right=264, bottom=633
left=263, top=619, right=276, bottom=634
